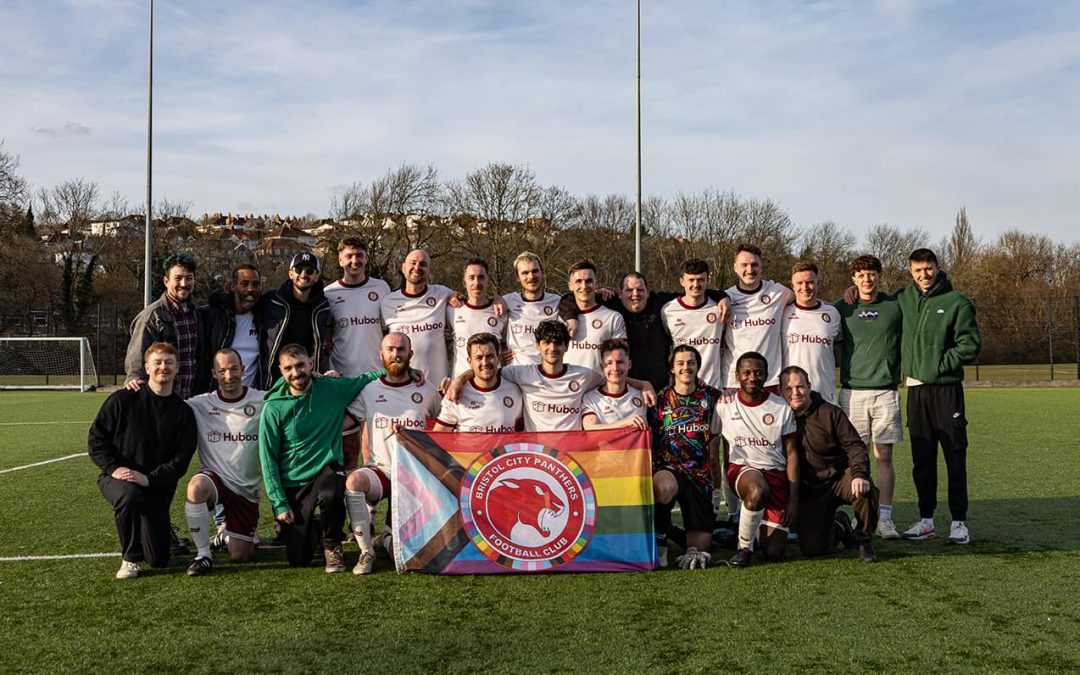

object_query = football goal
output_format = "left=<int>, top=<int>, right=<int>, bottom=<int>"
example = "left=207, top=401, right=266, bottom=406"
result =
left=0, top=337, right=99, bottom=391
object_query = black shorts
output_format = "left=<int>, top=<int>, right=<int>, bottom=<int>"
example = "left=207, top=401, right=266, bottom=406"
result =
left=658, top=469, right=716, bottom=534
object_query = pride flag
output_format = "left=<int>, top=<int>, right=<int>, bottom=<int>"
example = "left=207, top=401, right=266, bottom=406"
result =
left=390, top=427, right=657, bottom=574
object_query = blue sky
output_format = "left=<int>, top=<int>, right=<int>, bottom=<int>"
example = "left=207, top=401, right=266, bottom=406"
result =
left=2, top=0, right=1078, bottom=243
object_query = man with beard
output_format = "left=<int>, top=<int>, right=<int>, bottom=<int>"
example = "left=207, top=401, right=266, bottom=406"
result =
left=381, top=249, right=456, bottom=384
left=200, top=264, right=263, bottom=389
left=90, top=342, right=197, bottom=578
left=433, top=333, right=522, bottom=433
left=125, top=252, right=204, bottom=400
left=344, top=332, right=440, bottom=575
left=717, top=351, right=798, bottom=567
left=259, top=252, right=333, bottom=388
left=259, top=344, right=384, bottom=572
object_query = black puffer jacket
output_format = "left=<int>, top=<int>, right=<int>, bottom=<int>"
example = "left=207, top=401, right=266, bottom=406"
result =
left=198, top=290, right=265, bottom=392
left=257, top=280, right=332, bottom=389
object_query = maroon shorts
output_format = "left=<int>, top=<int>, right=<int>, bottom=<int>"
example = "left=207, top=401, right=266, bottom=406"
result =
left=201, top=470, right=259, bottom=542
left=726, top=464, right=790, bottom=532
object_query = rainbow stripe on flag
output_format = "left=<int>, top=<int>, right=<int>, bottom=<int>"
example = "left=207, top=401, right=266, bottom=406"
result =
left=390, top=427, right=657, bottom=574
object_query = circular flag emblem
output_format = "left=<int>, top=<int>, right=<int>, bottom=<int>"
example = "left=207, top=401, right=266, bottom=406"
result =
left=411, top=392, right=423, bottom=404
left=763, top=413, right=775, bottom=425
left=459, top=444, right=596, bottom=571
left=487, top=316, right=498, bottom=327
left=368, top=291, right=379, bottom=302
left=425, top=297, right=437, bottom=307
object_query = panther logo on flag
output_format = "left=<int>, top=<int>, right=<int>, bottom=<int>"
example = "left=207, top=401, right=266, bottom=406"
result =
left=460, top=445, right=596, bottom=570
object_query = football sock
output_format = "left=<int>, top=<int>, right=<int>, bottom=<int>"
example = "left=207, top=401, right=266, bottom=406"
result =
left=738, top=505, right=765, bottom=551
left=879, top=504, right=893, bottom=521
left=185, top=501, right=212, bottom=559
left=346, top=490, right=374, bottom=554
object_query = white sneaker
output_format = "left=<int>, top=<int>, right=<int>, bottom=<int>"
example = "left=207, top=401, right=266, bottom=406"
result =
left=901, top=519, right=936, bottom=541
left=115, top=560, right=140, bottom=579
left=876, top=518, right=900, bottom=540
left=947, top=521, right=970, bottom=545
left=353, top=551, right=375, bottom=576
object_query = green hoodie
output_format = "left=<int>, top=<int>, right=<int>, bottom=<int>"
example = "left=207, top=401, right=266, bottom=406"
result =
left=259, top=370, right=383, bottom=516
left=897, top=272, right=981, bottom=385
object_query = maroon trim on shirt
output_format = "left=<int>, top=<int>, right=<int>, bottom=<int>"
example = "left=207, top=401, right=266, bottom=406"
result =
left=471, top=377, right=502, bottom=393
left=379, top=376, right=414, bottom=388
left=577, top=304, right=602, bottom=314
left=401, top=285, right=429, bottom=299
left=216, top=387, right=248, bottom=404
left=737, top=281, right=764, bottom=295
left=464, top=300, right=494, bottom=310
left=434, top=418, right=457, bottom=428
left=794, top=301, right=822, bottom=310
left=676, top=297, right=708, bottom=310
left=520, top=293, right=551, bottom=303
left=737, top=391, right=768, bottom=407
left=337, top=277, right=371, bottom=288
left=599, top=387, right=628, bottom=398
left=539, top=365, right=568, bottom=379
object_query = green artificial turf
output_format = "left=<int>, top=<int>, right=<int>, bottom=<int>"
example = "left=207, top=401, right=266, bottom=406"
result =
left=0, top=390, right=1078, bottom=673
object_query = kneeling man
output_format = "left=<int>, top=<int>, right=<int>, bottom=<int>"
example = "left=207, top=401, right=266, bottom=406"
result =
left=780, top=366, right=879, bottom=562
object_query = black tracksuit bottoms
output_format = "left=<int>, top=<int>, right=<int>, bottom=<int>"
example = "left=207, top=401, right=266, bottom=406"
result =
left=98, top=474, right=177, bottom=567
left=906, top=383, right=969, bottom=521
left=281, top=463, right=346, bottom=567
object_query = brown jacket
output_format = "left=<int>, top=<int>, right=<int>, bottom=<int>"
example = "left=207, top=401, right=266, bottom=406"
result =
left=794, top=392, right=871, bottom=487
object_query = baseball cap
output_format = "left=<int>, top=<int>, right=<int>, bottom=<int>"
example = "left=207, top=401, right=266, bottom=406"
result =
left=290, top=252, right=320, bottom=271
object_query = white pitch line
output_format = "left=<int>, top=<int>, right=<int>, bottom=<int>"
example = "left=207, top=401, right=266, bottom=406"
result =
left=0, top=553, right=119, bottom=562
left=0, top=421, right=92, bottom=426
left=0, top=453, right=85, bottom=474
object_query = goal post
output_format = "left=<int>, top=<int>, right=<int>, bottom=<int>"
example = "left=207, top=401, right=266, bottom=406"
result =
left=0, top=337, right=100, bottom=392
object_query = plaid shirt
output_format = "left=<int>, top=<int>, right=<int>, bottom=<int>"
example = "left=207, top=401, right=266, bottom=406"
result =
left=167, top=296, right=198, bottom=399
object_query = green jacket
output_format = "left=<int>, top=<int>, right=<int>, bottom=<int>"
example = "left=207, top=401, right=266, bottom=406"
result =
left=897, top=272, right=981, bottom=384
left=259, top=370, right=383, bottom=516
left=835, top=291, right=903, bottom=389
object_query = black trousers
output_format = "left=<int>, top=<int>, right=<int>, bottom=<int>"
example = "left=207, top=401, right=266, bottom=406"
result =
left=281, top=463, right=346, bottom=567
left=797, top=469, right=879, bottom=557
left=907, top=383, right=969, bottom=521
left=98, top=474, right=177, bottom=567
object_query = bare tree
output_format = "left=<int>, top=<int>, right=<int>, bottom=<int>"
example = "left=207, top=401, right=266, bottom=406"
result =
left=941, top=207, right=979, bottom=285
left=799, top=221, right=857, bottom=300
left=864, top=224, right=930, bottom=289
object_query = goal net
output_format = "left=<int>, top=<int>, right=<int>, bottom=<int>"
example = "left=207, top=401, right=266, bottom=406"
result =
left=0, top=337, right=99, bottom=391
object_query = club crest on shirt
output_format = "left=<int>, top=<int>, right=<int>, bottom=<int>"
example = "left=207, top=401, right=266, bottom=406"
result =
left=821, top=313, right=832, bottom=323
left=243, top=404, right=257, bottom=417
left=425, top=297, right=437, bottom=307
left=543, top=307, right=554, bottom=315
left=369, top=291, right=379, bottom=302
left=763, top=413, right=775, bottom=425
left=568, top=381, right=581, bottom=392
left=591, top=319, right=602, bottom=329
left=761, top=294, right=773, bottom=304
left=411, top=392, right=423, bottom=404
left=706, top=313, right=717, bottom=324
left=503, top=396, right=514, bottom=408
left=632, top=397, right=643, bottom=407
left=487, top=316, right=498, bottom=327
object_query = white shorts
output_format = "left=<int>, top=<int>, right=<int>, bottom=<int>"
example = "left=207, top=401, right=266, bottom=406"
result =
left=839, top=388, right=903, bottom=446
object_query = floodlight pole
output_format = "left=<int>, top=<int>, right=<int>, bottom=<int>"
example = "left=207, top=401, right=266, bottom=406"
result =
left=633, top=0, right=643, bottom=273
left=143, top=0, right=154, bottom=307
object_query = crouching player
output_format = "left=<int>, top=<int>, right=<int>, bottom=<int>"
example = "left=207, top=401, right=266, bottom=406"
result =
left=345, top=333, right=440, bottom=575
left=183, top=348, right=265, bottom=576
left=718, top=351, right=798, bottom=567
left=651, top=345, right=724, bottom=569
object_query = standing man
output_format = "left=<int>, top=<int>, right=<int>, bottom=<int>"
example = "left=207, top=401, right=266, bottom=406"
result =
left=717, top=351, right=798, bottom=567
left=581, top=338, right=648, bottom=430
left=433, top=333, right=522, bottom=433
left=90, top=342, right=197, bottom=579
left=325, top=237, right=391, bottom=377
left=564, top=260, right=626, bottom=371
left=200, top=263, right=263, bottom=389
left=344, top=332, right=441, bottom=575
left=782, top=261, right=842, bottom=403
left=258, top=344, right=383, bottom=572
left=720, top=244, right=792, bottom=392
left=780, top=365, right=879, bottom=563
left=381, top=249, right=455, bottom=384
left=651, top=345, right=724, bottom=569
left=183, top=348, right=265, bottom=576
left=898, top=249, right=981, bottom=544
left=447, top=258, right=507, bottom=376
left=259, top=252, right=333, bottom=388
left=662, top=258, right=726, bottom=388
left=503, top=251, right=561, bottom=366
left=836, top=255, right=904, bottom=539
left=125, top=252, right=204, bottom=400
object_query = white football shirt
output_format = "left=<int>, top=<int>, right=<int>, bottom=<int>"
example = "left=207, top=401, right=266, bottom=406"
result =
left=782, top=301, right=842, bottom=403
left=186, top=387, right=265, bottom=502
left=564, top=305, right=627, bottom=371
left=720, top=280, right=788, bottom=387
left=435, top=377, right=522, bottom=432
left=504, top=292, right=561, bottom=365
left=447, top=301, right=508, bottom=377
left=581, top=386, right=647, bottom=426
left=325, top=276, right=391, bottom=376
left=501, top=363, right=605, bottom=432
left=661, top=297, right=726, bottom=388
left=348, top=377, right=441, bottom=470
left=716, top=392, right=796, bottom=471
left=230, top=312, right=260, bottom=387
left=381, top=284, right=454, bottom=384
